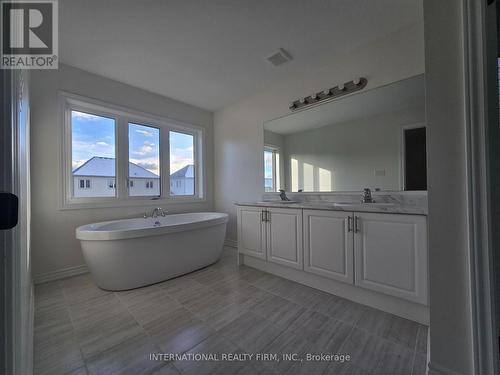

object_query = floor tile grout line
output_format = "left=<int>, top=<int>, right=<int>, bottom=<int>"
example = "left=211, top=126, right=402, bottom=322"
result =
left=62, top=278, right=158, bottom=373
left=113, top=290, right=162, bottom=348
left=111, top=290, right=178, bottom=374
left=59, top=280, right=88, bottom=375
left=319, top=323, right=357, bottom=375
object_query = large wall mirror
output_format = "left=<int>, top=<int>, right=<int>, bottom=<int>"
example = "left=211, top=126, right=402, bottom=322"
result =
left=263, top=74, right=427, bottom=193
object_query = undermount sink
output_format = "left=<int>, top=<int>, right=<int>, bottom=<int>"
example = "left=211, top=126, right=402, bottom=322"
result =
left=332, top=202, right=395, bottom=207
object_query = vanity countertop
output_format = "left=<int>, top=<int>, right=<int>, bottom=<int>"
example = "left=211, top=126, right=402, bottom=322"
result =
left=235, top=201, right=427, bottom=216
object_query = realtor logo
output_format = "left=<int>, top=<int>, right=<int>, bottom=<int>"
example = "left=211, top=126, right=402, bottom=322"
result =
left=1, top=0, right=58, bottom=69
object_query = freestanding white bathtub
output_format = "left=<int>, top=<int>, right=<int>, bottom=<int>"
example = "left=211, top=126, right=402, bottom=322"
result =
left=75, top=212, right=228, bottom=291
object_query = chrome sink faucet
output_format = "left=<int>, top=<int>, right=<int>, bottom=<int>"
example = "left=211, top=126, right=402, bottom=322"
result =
left=279, top=189, right=291, bottom=201
left=361, top=188, right=375, bottom=203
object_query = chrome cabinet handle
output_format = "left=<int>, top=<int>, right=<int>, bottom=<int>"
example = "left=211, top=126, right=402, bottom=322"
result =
left=267, top=211, right=271, bottom=222
left=347, top=216, right=352, bottom=232
left=354, top=216, right=360, bottom=233
left=261, top=211, right=264, bottom=222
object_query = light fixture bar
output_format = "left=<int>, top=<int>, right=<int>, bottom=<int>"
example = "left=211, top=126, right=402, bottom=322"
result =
left=289, top=77, right=368, bottom=111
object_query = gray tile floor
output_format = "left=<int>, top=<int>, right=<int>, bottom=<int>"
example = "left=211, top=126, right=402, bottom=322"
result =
left=34, top=247, right=428, bottom=375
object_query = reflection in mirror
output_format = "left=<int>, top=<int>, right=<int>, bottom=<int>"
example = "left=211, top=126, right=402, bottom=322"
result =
left=264, top=146, right=281, bottom=192
left=263, top=74, right=427, bottom=193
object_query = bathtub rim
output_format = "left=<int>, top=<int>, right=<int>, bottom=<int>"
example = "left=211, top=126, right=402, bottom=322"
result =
left=76, top=212, right=228, bottom=241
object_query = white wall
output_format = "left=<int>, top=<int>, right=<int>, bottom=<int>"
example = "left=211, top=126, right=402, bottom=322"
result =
left=423, top=0, right=474, bottom=373
left=214, top=22, right=425, bottom=241
left=30, top=64, right=214, bottom=277
left=278, top=108, right=425, bottom=192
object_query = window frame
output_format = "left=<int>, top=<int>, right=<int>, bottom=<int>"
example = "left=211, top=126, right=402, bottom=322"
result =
left=59, top=91, right=205, bottom=210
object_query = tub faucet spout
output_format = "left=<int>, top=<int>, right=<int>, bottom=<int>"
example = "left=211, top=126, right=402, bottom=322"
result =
left=151, top=207, right=167, bottom=218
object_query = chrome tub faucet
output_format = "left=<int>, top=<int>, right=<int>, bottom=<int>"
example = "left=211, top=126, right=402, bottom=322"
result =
left=144, top=207, right=168, bottom=218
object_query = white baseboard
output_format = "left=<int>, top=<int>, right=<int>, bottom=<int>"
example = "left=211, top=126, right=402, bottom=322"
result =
left=428, top=362, right=461, bottom=375
left=33, top=264, right=89, bottom=284
left=224, top=238, right=238, bottom=248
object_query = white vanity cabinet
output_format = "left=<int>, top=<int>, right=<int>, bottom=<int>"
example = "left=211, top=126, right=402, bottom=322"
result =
left=303, top=210, right=354, bottom=283
left=237, top=204, right=428, bottom=307
left=353, top=212, right=428, bottom=304
left=237, top=206, right=303, bottom=269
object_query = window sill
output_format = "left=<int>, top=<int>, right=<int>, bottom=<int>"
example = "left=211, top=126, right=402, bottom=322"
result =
left=59, top=196, right=207, bottom=211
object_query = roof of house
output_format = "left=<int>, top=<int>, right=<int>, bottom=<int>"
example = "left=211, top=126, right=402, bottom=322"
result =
left=73, top=156, right=158, bottom=178
left=170, top=165, right=194, bottom=178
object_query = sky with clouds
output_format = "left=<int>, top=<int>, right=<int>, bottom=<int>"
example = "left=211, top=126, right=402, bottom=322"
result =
left=71, top=111, right=194, bottom=176
left=264, top=150, right=273, bottom=179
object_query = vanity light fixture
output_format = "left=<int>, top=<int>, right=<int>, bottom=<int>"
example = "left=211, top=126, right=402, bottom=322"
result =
left=289, top=77, right=367, bottom=111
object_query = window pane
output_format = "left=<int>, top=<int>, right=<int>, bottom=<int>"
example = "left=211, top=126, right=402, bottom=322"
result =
left=71, top=110, right=116, bottom=197
left=264, top=150, right=273, bottom=192
left=128, top=123, right=160, bottom=196
left=170, top=131, right=194, bottom=196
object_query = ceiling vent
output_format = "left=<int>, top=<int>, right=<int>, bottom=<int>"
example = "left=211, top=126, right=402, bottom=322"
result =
left=266, top=48, right=292, bottom=66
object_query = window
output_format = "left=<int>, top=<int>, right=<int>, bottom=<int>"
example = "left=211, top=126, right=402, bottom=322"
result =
left=71, top=110, right=116, bottom=198
left=264, top=146, right=281, bottom=192
left=78, top=179, right=91, bottom=189
left=62, top=93, right=204, bottom=208
left=128, top=123, right=160, bottom=197
left=169, top=131, right=195, bottom=196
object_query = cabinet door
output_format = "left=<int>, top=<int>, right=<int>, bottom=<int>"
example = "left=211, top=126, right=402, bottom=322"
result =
left=354, top=213, right=428, bottom=304
left=266, top=208, right=303, bottom=269
left=303, top=210, right=354, bottom=284
left=237, top=206, right=266, bottom=260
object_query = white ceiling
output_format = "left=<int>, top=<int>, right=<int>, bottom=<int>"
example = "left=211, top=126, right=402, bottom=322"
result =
left=60, top=0, right=423, bottom=111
